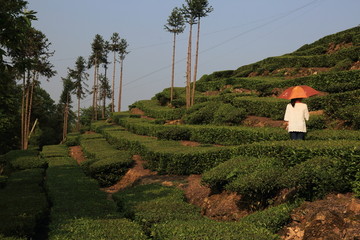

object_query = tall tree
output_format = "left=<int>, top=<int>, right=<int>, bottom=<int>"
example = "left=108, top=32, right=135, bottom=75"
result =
left=182, top=0, right=198, bottom=109
left=59, top=76, right=73, bottom=142
left=16, top=27, right=56, bottom=150
left=117, top=38, right=129, bottom=112
left=88, top=34, right=105, bottom=120
left=0, top=0, right=36, bottom=152
left=164, top=7, right=185, bottom=103
left=109, top=32, right=120, bottom=112
left=100, top=41, right=110, bottom=118
left=69, top=56, right=88, bottom=131
left=191, top=0, right=213, bottom=106
left=98, top=73, right=111, bottom=119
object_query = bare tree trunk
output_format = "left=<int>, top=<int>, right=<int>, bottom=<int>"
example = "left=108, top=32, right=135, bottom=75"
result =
left=23, top=71, right=31, bottom=150
left=63, top=93, right=70, bottom=142
left=191, top=18, right=201, bottom=106
left=170, top=32, right=176, bottom=102
left=186, top=24, right=193, bottom=109
left=117, top=59, right=124, bottom=112
left=25, top=74, right=36, bottom=149
left=111, top=51, right=116, bottom=112
left=21, top=75, right=26, bottom=150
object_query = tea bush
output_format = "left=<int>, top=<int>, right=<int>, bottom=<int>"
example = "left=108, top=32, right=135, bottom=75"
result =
left=45, top=153, right=147, bottom=240
left=151, top=220, right=278, bottom=240
left=0, top=169, right=48, bottom=239
left=80, top=137, right=133, bottom=186
left=279, top=157, right=348, bottom=200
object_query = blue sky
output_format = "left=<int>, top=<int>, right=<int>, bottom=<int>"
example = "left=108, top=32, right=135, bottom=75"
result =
left=27, top=0, right=360, bottom=111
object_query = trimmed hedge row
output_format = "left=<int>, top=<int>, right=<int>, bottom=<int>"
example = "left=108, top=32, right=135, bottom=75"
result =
left=79, top=136, right=133, bottom=186
left=203, top=140, right=360, bottom=203
left=234, top=46, right=360, bottom=76
left=112, top=117, right=289, bottom=145
left=45, top=152, right=147, bottom=240
left=151, top=220, right=278, bottom=240
left=4, top=150, right=46, bottom=170
left=114, top=183, right=285, bottom=240
left=131, top=100, right=186, bottom=120
left=0, top=169, right=48, bottom=239
left=233, top=140, right=360, bottom=166
left=113, top=184, right=203, bottom=233
left=41, top=145, right=69, bottom=158
left=94, top=123, right=234, bottom=175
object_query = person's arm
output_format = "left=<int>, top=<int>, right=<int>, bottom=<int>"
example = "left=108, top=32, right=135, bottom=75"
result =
left=304, top=104, right=309, bottom=121
left=284, top=104, right=290, bottom=121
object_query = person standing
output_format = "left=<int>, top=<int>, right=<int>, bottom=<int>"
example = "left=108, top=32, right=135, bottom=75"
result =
left=284, top=98, right=309, bottom=140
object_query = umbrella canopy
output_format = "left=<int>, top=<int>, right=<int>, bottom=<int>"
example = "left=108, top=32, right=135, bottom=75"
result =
left=278, top=85, right=320, bottom=99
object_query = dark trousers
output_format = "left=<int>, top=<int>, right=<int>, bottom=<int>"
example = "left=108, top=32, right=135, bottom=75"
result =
left=289, top=132, right=305, bottom=140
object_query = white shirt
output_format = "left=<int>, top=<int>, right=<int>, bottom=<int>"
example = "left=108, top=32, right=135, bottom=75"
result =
left=284, top=102, right=309, bottom=132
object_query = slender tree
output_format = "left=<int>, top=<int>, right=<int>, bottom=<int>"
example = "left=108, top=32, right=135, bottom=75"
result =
left=88, top=34, right=105, bottom=120
left=109, top=33, right=120, bottom=112
left=69, top=56, right=88, bottom=131
left=117, top=38, right=129, bottom=112
left=16, top=28, right=55, bottom=150
left=59, top=76, right=73, bottom=142
left=98, top=73, right=111, bottom=119
left=182, top=0, right=198, bottom=109
left=164, top=7, right=185, bottom=103
left=191, top=0, right=213, bottom=106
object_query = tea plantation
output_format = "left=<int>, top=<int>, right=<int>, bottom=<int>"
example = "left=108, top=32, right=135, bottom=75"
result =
left=0, top=26, right=359, bottom=239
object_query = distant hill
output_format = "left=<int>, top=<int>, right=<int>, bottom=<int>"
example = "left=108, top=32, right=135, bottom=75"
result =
left=135, top=26, right=360, bottom=130
left=214, top=26, right=360, bottom=79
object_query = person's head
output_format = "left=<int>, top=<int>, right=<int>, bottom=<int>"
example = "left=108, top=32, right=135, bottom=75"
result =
left=290, top=98, right=302, bottom=107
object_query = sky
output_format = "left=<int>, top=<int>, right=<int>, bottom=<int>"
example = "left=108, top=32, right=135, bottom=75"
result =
left=27, top=0, right=360, bottom=111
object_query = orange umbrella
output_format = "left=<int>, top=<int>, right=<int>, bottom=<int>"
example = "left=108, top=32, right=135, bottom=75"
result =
left=278, top=85, right=320, bottom=99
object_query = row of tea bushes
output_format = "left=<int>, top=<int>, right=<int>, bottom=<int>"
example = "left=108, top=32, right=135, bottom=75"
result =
left=203, top=140, right=360, bottom=204
left=0, top=168, right=48, bottom=239
left=44, top=146, right=147, bottom=240
left=131, top=100, right=185, bottom=120
left=4, top=149, right=46, bottom=170
left=113, top=183, right=286, bottom=240
left=94, top=123, right=234, bottom=175
left=111, top=117, right=289, bottom=145
left=79, top=134, right=133, bottom=187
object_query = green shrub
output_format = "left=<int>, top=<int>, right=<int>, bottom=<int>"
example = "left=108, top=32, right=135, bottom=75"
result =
left=114, top=184, right=202, bottom=233
left=4, top=150, right=46, bottom=170
left=41, top=144, right=69, bottom=158
left=80, top=138, right=133, bottom=186
left=232, top=96, right=288, bottom=120
left=224, top=158, right=285, bottom=206
left=337, top=105, right=360, bottom=129
left=212, top=103, right=247, bottom=125
left=353, top=171, right=360, bottom=198
left=307, top=129, right=360, bottom=140
left=48, top=218, right=147, bottom=240
left=233, top=140, right=360, bottom=167
left=307, top=114, right=326, bottom=130
left=279, top=157, right=349, bottom=200
left=0, top=169, right=48, bottom=238
left=45, top=155, right=146, bottom=239
left=155, top=127, right=191, bottom=140
left=201, top=156, right=265, bottom=189
left=64, top=133, right=80, bottom=146
left=151, top=220, right=278, bottom=240
left=241, top=202, right=300, bottom=233
left=132, top=100, right=186, bottom=120
left=182, top=101, right=221, bottom=124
